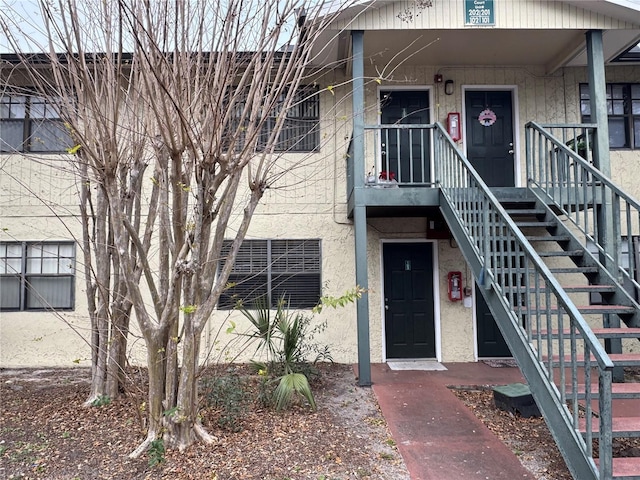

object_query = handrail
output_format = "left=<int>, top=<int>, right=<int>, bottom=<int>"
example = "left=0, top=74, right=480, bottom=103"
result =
left=526, top=121, right=640, bottom=310
left=433, top=122, right=614, bottom=479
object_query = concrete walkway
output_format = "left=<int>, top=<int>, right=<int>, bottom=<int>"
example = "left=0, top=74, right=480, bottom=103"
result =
left=368, top=362, right=535, bottom=480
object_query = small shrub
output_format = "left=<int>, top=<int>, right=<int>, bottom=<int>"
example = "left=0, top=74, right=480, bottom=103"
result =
left=90, top=395, right=111, bottom=407
left=237, top=288, right=361, bottom=411
left=256, top=374, right=274, bottom=408
left=148, top=438, right=165, bottom=467
left=203, top=374, right=249, bottom=432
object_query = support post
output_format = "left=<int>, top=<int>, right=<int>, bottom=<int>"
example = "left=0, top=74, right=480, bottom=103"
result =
left=352, top=30, right=371, bottom=386
left=586, top=30, right=622, bottom=377
left=586, top=30, right=611, bottom=177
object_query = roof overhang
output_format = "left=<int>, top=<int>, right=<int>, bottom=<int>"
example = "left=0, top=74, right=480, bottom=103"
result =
left=311, top=0, right=640, bottom=73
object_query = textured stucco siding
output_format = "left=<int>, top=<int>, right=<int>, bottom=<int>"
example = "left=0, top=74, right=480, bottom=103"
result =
left=2, top=62, right=640, bottom=367
left=0, top=155, right=89, bottom=367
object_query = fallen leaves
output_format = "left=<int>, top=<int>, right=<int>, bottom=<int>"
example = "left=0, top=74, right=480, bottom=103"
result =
left=452, top=388, right=573, bottom=480
left=0, top=365, right=408, bottom=480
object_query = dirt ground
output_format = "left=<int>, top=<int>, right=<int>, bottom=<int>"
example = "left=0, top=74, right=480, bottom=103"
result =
left=0, top=363, right=575, bottom=480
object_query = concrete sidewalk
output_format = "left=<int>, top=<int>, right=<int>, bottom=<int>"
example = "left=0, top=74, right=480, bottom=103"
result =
left=368, top=362, right=534, bottom=480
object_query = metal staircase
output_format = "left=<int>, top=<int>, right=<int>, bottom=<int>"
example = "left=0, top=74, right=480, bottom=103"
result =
left=433, top=122, right=640, bottom=479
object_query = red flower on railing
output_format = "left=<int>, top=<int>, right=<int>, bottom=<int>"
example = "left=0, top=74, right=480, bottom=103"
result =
left=379, top=171, right=396, bottom=181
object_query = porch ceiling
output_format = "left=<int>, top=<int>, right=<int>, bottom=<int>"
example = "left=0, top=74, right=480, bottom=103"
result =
left=315, top=27, right=640, bottom=73
left=363, top=29, right=584, bottom=69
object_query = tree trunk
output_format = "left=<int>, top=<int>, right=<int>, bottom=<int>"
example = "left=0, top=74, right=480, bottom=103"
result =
left=106, top=303, right=131, bottom=397
left=129, top=329, right=167, bottom=458
left=86, top=190, right=112, bottom=404
left=164, top=312, right=180, bottom=413
left=165, top=320, right=215, bottom=451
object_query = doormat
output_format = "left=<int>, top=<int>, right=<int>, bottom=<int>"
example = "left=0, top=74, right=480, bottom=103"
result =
left=482, top=359, right=518, bottom=368
left=387, top=360, right=448, bottom=371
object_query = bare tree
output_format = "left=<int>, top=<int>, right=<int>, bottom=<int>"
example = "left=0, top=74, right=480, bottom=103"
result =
left=1, top=0, right=353, bottom=454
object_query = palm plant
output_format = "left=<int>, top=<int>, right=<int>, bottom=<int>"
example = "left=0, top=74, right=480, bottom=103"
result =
left=238, top=296, right=322, bottom=410
left=237, top=288, right=363, bottom=410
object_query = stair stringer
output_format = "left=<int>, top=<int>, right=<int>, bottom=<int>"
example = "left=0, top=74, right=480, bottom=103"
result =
left=439, top=190, right=603, bottom=480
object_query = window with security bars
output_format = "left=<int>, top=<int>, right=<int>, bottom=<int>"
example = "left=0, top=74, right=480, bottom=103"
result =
left=580, top=83, right=640, bottom=150
left=227, top=86, right=320, bottom=153
left=0, top=242, right=75, bottom=311
left=260, top=86, right=320, bottom=152
left=1, top=93, right=73, bottom=153
left=218, top=239, right=321, bottom=309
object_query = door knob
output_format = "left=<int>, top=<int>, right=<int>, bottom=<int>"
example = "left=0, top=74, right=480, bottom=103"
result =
left=508, top=149, right=514, bottom=154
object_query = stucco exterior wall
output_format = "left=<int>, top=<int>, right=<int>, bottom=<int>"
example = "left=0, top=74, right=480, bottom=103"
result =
left=0, top=155, right=90, bottom=366
left=2, top=59, right=639, bottom=367
left=0, top=75, right=362, bottom=367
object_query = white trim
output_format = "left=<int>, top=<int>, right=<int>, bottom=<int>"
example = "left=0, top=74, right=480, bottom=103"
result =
left=472, top=283, right=479, bottom=361
left=379, top=239, right=441, bottom=362
left=376, top=86, right=435, bottom=184
left=461, top=85, right=521, bottom=188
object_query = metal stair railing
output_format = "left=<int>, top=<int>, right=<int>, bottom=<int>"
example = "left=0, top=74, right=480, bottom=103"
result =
left=433, top=122, right=615, bottom=480
left=526, top=122, right=640, bottom=312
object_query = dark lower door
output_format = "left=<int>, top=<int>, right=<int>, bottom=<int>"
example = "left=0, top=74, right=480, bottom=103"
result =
left=466, top=90, right=515, bottom=357
left=476, top=284, right=511, bottom=357
left=465, top=90, right=515, bottom=187
left=380, top=90, right=430, bottom=183
left=383, top=243, right=436, bottom=359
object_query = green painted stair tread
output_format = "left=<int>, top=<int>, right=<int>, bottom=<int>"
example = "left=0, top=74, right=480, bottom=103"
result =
left=548, top=266, right=600, bottom=274
left=537, top=250, right=585, bottom=257
left=545, top=354, right=640, bottom=367
left=515, top=221, right=558, bottom=227
left=526, top=235, right=571, bottom=241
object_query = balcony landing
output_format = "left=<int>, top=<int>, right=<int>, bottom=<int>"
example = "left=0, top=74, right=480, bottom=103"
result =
left=347, top=186, right=532, bottom=219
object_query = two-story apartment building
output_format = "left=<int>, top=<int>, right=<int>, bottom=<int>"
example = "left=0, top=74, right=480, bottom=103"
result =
left=1, top=0, right=639, bottom=370
left=3, top=1, right=640, bottom=476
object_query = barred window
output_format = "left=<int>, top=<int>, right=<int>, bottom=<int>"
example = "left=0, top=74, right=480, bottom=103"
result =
left=260, top=86, right=320, bottom=152
left=218, top=239, right=321, bottom=309
left=227, top=86, right=320, bottom=153
left=0, top=242, right=75, bottom=311
left=1, top=94, right=73, bottom=153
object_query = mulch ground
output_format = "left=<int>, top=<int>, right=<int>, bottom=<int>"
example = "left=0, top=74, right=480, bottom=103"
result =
left=6, top=363, right=639, bottom=480
left=0, top=364, right=409, bottom=480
